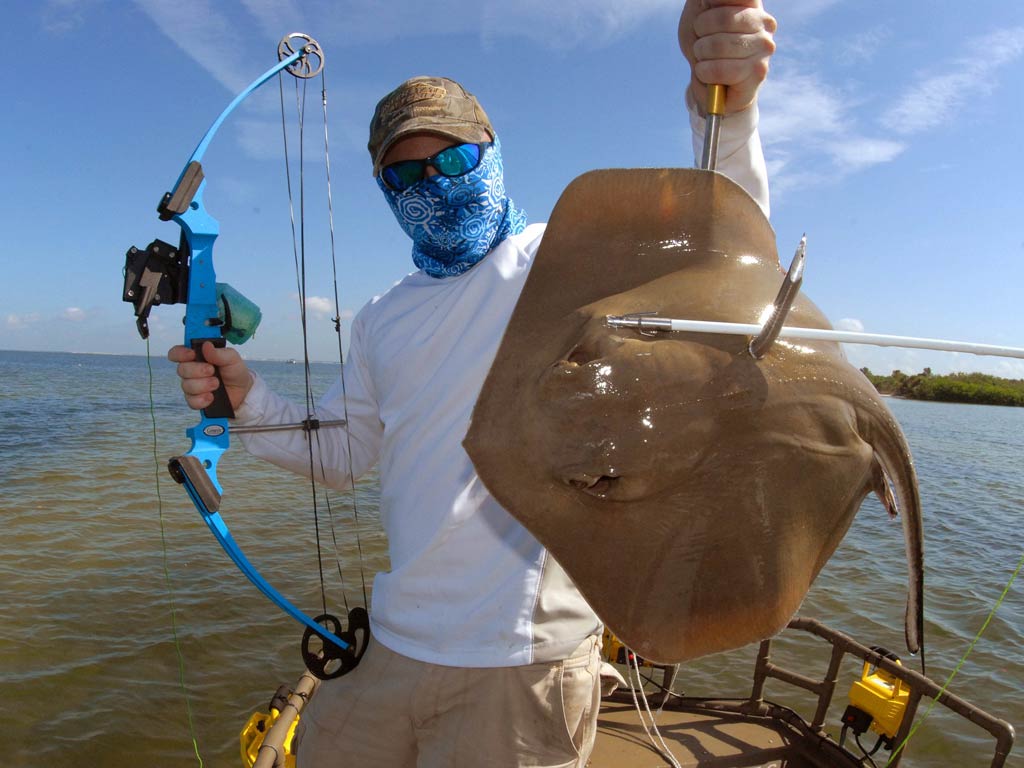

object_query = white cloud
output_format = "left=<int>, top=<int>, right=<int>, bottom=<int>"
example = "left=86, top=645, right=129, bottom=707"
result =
left=828, top=137, right=905, bottom=172
left=133, top=0, right=681, bottom=166
left=239, top=0, right=307, bottom=39
left=308, top=303, right=355, bottom=324
left=41, top=0, right=92, bottom=35
left=778, top=0, right=842, bottom=23
left=62, top=307, right=87, bottom=321
left=480, top=0, right=678, bottom=48
left=835, top=317, right=865, bottom=333
left=883, top=71, right=976, bottom=136
left=294, top=295, right=335, bottom=319
left=836, top=26, right=891, bottom=66
left=313, top=0, right=679, bottom=49
left=306, top=296, right=332, bottom=317
left=137, top=0, right=682, bottom=90
left=133, top=0, right=266, bottom=93
left=881, top=27, right=1024, bottom=135
left=6, top=313, right=41, bottom=329
left=760, top=24, right=1024, bottom=196
left=759, top=71, right=845, bottom=147
left=991, top=358, right=1024, bottom=380
left=758, top=69, right=904, bottom=192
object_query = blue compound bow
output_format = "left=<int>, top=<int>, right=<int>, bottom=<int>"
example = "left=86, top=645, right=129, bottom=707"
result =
left=123, top=33, right=368, bottom=680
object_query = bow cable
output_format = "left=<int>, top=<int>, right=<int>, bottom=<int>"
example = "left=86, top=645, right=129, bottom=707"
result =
left=277, top=50, right=371, bottom=649
left=317, top=65, right=371, bottom=610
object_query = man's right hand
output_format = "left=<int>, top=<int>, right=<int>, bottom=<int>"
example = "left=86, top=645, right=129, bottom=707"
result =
left=168, top=341, right=253, bottom=413
left=678, top=0, right=777, bottom=116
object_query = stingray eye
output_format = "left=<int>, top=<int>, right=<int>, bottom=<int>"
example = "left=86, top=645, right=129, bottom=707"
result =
left=565, top=344, right=593, bottom=366
left=562, top=330, right=629, bottom=367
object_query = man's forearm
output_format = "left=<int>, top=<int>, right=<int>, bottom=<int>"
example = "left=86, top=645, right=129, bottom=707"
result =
left=687, top=94, right=771, bottom=218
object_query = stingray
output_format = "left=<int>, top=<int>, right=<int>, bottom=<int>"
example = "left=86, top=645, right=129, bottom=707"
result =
left=464, top=168, right=924, bottom=664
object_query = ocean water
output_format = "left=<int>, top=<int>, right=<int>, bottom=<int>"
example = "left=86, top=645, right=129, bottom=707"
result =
left=2, top=349, right=1021, bottom=767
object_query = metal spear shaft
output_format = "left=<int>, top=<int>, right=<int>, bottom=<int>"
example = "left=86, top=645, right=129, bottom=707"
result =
left=699, top=84, right=726, bottom=171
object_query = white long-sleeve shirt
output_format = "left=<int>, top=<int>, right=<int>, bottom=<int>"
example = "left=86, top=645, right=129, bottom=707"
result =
left=234, top=101, right=770, bottom=667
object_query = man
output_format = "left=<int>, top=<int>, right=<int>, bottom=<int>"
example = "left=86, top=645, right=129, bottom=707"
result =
left=169, top=1, right=776, bottom=764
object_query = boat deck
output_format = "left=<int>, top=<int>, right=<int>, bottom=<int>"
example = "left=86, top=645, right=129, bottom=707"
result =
left=590, top=695, right=860, bottom=767
left=247, top=618, right=1015, bottom=768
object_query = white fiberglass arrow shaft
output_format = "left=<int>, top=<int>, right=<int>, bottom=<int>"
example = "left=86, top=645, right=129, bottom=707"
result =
left=604, top=316, right=1024, bottom=360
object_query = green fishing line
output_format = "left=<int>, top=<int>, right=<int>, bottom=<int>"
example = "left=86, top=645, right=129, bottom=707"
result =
left=886, top=550, right=1024, bottom=766
left=147, top=340, right=205, bottom=767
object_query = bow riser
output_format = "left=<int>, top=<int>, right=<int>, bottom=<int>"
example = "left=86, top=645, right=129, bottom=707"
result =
left=176, top=185, right=236, bottom=419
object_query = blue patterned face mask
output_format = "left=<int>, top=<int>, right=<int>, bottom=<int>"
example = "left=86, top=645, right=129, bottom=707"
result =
left=377, top=138, right=527, bottom=278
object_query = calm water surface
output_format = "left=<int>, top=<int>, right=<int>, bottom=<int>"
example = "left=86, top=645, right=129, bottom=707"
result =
left=2, top=350, right=1021, bottom=767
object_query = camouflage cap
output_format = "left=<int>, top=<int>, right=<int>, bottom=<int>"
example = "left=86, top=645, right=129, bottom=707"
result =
left=368, top=76, right=495, bottom=175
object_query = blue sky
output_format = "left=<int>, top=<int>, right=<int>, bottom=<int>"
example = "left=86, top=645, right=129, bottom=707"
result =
left=2, top=0, right=1022, bottom=377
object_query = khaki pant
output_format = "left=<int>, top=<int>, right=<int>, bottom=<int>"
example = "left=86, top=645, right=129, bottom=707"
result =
left=295, top=635, right=602, bottom=767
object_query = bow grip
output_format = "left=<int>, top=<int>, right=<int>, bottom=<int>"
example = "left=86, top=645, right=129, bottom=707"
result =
left=191, top=337, right=236, bottom=419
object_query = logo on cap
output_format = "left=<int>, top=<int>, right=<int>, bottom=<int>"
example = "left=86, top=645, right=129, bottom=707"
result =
left=380, top=83, right=447, bottom=120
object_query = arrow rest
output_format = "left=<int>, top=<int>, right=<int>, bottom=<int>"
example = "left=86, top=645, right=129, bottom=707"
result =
left=302, top=608, right=371, bottom=680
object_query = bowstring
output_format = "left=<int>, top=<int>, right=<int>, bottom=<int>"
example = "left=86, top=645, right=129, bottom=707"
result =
left=279, top=69, right=329, bottom=619
left=278, top=61, right=370, bottom=622
left=318, top=66, right=371, bottom=609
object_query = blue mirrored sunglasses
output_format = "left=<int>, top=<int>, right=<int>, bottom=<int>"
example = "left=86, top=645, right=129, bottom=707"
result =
left=380, top=143, right=490, bottom=192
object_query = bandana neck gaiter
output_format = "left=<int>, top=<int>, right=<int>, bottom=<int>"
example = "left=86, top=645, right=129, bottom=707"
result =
left=378, top=137, right=528, bottom=279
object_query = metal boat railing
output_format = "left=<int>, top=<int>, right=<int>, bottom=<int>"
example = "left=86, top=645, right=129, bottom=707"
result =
left=744, top=617, right=1016, bottom=767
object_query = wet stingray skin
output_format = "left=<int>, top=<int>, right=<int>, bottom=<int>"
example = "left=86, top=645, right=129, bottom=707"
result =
left=464, top=169, right=923, bottom=663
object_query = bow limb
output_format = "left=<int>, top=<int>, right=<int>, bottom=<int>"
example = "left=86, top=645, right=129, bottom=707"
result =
left=170, top=448, right=348, bottom=645
left=186, top=51, right=306, bottom=168
left=158, top=44, right=317, bottom=415
left=168, top=447, right=367, bottom=680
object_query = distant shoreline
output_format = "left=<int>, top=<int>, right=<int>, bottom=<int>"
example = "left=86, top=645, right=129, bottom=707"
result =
left=0, top=348, right=339, bottom=365
left=3, top=349, right=1022, bottom=407
left=861, top=368, right=1024, bottom=408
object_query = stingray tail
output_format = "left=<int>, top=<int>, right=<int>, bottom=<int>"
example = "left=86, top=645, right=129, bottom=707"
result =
left=870, top=442, right=926, bottom=675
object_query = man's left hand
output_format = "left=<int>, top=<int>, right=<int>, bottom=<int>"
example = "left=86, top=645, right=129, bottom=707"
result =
left=678, top=0, right=777, bottom=115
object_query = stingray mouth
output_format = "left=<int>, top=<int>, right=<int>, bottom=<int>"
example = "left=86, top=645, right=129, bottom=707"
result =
left=559, top=463, right=660, bottom=501
left=529, top=317, right=744, bottom=502
left=534, top=330, right=736, bottom=502
left=567, top=471, right=620, bottom=497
